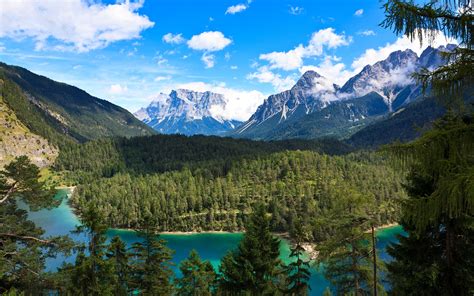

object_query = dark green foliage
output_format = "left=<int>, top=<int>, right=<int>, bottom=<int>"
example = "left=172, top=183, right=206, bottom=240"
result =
left=130, top=216, right=174, bottom=295
left=387, top=116, right=474, bottom=295
left=283, top=222, right=311, bottom=295
left=219, top=204, right=283, bottom=294
left=0, top=62, right=154, bottom=148
left=315, top=187, right=385, bottom=295
left=176, top=250, right=217, bottom=296
left=106, top=236, right=131, bottom=296
left=0, top=157, right=72, bottom=294
left=61, top=205, right=114, bottom=295
left=70, top=150, right=404, bottom=233
left=55, top=133, right=353, bottom=181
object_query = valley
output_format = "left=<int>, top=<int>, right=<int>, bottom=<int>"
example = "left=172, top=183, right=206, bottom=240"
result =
left=1, top=0, right=472, bottom=295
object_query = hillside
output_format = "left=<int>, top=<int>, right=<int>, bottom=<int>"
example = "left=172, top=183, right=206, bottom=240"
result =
left=0, top=62, right=155, bottom=166
left=0, top=62, right=154, bottom=146
left=0, top=79, right=58, bottom=168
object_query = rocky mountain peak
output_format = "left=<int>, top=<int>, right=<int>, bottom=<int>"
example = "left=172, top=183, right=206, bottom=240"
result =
left=134, top=89, right=241, bottom=136
left=293, top=70, right=323, bottom=90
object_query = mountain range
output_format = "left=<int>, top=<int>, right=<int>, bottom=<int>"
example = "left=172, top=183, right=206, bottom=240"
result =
left=134, top=89, right=241, bottom=136
left=230, top=44, right=457, bottom=143
left=0, top=44, right=462, bottom=168
left=133, top=45, right=456, bottom=144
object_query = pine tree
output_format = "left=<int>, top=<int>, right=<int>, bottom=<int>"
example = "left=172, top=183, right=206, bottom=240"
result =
left=219, top=204, right=283, bottom=294
left=386, top=116, right=474, bottom=294
left=283, top=222, right=311, bottom=295
left=315, top=188, right=384, bottom=295
left=106, top=236, right=131, bottom=296
left=0, top=156, right=71, bottom=293
left=176, top=249, right=217, bottom=296
left=64, top=204, right=114, bottom=295
left=382, top=1, right=474, bottom=294
left=130, top=215, right=174, bottom=295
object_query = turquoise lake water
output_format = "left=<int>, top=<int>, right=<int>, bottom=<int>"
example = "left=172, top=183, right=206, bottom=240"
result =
left=22, top=188, right=405, bottom=295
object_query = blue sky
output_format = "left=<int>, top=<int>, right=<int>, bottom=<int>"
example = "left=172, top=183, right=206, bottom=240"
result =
left=0, top=0, right=455, bottom=121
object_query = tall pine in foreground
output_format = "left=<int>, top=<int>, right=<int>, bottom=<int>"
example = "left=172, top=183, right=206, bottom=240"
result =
left=382, top=0, right=474, bottom=294
left=61, top=204, right=114, bottom=295
left=219, top=204, right=283, bottom=295
left=315, top=187, right=384, bottom=295
left=130, top=215, right=174, bottom=295
left=176, top=250, right=217, bottom=296
left=0, top=156, right=71, bottom=294
left=283, top=222, right=311, bottom=295
left=386, top=116, right=474, bottom=295
left=106, top=236, right=131, bottom=296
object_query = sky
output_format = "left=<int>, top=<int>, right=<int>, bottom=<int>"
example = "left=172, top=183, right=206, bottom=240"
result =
left=0, top=0, right=456, bottom=121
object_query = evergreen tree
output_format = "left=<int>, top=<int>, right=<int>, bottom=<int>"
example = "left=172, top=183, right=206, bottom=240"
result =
left=382, top=1, right=474, bottom=294
left=219, top=204, right=282, bottom=294
left=387, top=117, right=474, bottom=295
left=63, top=204, right=114, bottom=295
left=0, top=156, right=71, bottom=293
left=176, top=249, right=217, bottom=296
left=130, top=216, right=174, bottom=295
left=106, top=236, right=131, bottom=296
left=283, top=222, right=311, bottom=295
left=315, top=188, right=384, bottom=295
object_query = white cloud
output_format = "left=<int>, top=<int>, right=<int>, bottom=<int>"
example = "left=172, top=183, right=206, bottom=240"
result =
left=201, top=53, right=215, bottom=68
left=354, top=9, right=364, bottom=16
left=358, top=30, right=376, bottom=36
left=108, top=84, right=128, bottom=95
left=299, top=56, right=355, bottom=86
left=0, top=0, right=154, bottom=52
left=289, top=6, right=304, bottom=15
left=162, top=81, right=266, bottom=121
left=259, top=28, right=351, bottom=71
left=187, top=31, right=232, bottom=52
left=351, top=32, right=458, bottom=73
left=247, top=66, right=296, bottom=91
left=154, top=75, right=171, bottom=82
left=225, top=4, right=247, bottom=15
left=230, top=65, right=238, bottom=70
left=162, top=33, right=185, bottom=44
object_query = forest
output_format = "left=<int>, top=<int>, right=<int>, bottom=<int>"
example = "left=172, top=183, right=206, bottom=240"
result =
left=1, top=0, right=473, bottom=295
left=70, top=149, right=405, bottom=234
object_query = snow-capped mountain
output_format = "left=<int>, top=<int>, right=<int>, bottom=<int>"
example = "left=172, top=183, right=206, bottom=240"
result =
left=339, top=49, right=419, bottom=108
left=134, top=89, right=242, bottom=136
left=234, top=70, right=339, bottom=135
left=233, top=44, right=455, bottom=140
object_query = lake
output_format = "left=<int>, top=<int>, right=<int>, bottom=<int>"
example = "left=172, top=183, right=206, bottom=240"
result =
left=22, top=188, right=405, bottom=295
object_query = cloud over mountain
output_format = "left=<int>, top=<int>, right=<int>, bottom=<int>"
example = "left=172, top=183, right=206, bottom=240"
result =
left=0, top=0, right=154, bottom=52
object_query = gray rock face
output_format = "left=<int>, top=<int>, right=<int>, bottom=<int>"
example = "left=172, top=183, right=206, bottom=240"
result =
left=234, top=44, right=455, bottom=139
left=134, top=89, right=242, bottom=136
left=235, top=70, right=338, bottom=134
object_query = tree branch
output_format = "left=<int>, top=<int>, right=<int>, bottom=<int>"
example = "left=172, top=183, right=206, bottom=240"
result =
left=0, top=233, right=54, bottom=245
left=0, top=181, right=18, bottom=204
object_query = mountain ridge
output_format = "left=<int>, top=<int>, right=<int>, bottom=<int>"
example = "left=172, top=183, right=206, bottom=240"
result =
left=231, top=44, right=456, bottom=141
left=135, top=89, right=242, bottom=136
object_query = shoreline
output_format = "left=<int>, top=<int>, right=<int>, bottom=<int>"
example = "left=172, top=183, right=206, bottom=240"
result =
left=366, top=222, right=399, bottom=233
